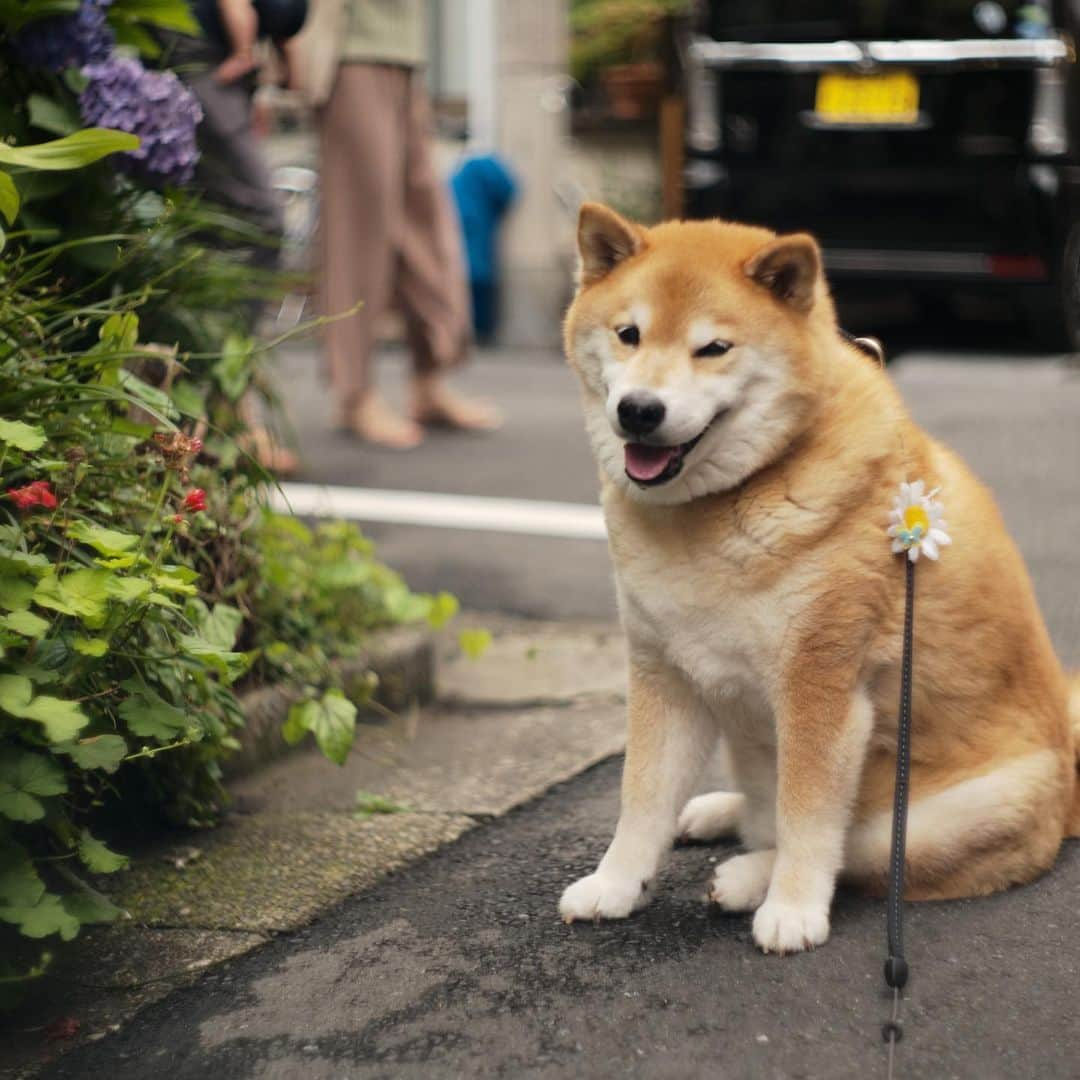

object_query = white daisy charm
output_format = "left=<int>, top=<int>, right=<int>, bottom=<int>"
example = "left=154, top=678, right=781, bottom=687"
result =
left=888, top=480, right=951, bottom=562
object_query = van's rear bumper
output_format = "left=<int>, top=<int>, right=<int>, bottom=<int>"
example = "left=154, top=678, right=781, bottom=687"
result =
left=684, top=158, right=1068, bottom=282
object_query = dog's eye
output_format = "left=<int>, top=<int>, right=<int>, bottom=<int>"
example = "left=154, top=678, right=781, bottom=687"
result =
left=694, top=340, right=731, bottom=359
left=615, top=325, right=640, bottom=347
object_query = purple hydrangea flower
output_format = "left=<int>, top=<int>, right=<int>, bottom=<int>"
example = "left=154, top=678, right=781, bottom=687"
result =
left=80, top=57, right=203, bottom=188
left=14, top=0, right=114, bottom=72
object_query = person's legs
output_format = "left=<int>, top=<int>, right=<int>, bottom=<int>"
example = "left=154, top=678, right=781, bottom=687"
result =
left=319, top=64, right=422, bottom=447
left=395, top=72, right=501, bottom=431
left=213, top=0, right=258, bottom=84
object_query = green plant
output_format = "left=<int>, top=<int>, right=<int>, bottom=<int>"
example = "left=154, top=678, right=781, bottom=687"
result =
left=570, top=0, right=688, bottom=84
left=0, top=280, right=253, bottom=986
left=249, top=513, right=458, bottom=763
left=0, top=0, right=460, bottom=998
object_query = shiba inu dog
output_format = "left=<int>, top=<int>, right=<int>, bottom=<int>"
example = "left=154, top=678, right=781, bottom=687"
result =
left=559, top=203, right=1080, bottom=954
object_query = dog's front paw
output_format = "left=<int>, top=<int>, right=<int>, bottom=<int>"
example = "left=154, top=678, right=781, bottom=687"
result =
left=677, top=791, right=745, bottom=844
left=708, top=850, right=775, bottom=912
left=559, top=871, right=650, bottom=923
left=752, top=898, right=830, bottom=954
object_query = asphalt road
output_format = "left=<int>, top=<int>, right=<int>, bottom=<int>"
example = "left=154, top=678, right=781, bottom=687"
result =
left=39, top=312, right=1080, bottom=1079
left=43, top=757, right=1080, bottom=1079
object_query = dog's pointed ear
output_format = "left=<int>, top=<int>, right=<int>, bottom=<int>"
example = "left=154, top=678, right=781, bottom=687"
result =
left=577, top=202, right=643, bottom=287
left=744, top=233, right=821, bottom=312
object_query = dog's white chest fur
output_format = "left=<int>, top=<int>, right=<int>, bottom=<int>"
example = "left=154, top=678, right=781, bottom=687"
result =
left=615, top=558, right=789, bottom=731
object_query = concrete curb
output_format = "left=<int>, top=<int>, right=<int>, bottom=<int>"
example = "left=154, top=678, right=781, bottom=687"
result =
left=224, top=624, right=435, bottom=778
left=1, top=617, right=627, bottom=1079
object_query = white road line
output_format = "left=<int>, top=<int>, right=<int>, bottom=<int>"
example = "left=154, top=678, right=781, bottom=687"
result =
left=270, top=482, right=608, bottom=540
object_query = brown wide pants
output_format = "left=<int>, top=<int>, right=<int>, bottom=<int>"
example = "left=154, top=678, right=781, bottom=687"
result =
left=318, top=62, right=471, bottom=401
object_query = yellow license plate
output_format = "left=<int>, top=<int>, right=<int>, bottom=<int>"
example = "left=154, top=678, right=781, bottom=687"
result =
left=814, top=71, right=920, bottom=124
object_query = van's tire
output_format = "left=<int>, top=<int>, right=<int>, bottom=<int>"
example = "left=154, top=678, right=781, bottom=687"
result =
left=1023, top=226, right=1080, bottom=353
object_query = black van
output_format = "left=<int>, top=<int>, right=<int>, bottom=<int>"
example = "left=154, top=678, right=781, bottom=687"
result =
left=682, top=1, right=1080, bottom=347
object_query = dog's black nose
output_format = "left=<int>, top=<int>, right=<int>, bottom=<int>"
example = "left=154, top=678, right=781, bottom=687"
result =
left=617, top=394, right=666, bottom=436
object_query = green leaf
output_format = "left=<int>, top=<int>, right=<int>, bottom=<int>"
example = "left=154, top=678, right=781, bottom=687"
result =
left=284, top=690, right=357, bottom=766
left=458, top=628, right=493, bottom=660
left=78, top=829, right=128, bottom=873
left=214, top=334, right=253, bottom=401
left=99, top=311, right=138, bottom=350
left=109, top=0, right=199, bottom=33
left=109, top=416, right=154, bottom=439
left=73, top=637, right=108, bottom=657
left=95, top=555, right=138, bottom=570
left=151, top=566, right=198, bottom=596
left=116, top=369, right=176, bottom=420
left=201, top=603, right=242, bottom=650
left=0, top=676, right=89, bottom=739
left=426, top=591, right=459, bottom=630
left=0, top=548, right=50, bottom=577
left=0, top=576, right=35, bottom=612
left=63, top=65, right=89, bottom=94
left=0, top=750, right=66, bottom=822
left=355, top=790, right=409, bottom=819
left=0, top=892, right=81, bottom=941
left=177, top=634, right=250, bottom=684
left=55, top=733, right=127, bottom=772
left=0, top=840, right=44, bottom=909
left=34, top=569, right=110, bottom=623
left=170, top=380, right=206, bottom=418
left=0, top=170, right=18, bottom=225
left=0, top=129, right=139, bottom=171
left=21, top=695, right=90, bottom=742
left=0, top=418, right=46, bottom=452
left=0, top=609, right=50, bottom=638
left=118, top=686, right=189, bottom=742
left=111, top=19, right=163, bottom=56
left=26, top=93, right=79, bottom=136
left=0, top=674, right=33, bottom=718
left=384, top=587, right=431, bottom=624
left=105, top=575, right=151, bottom=603
left=66, top=521, right=138, bottom=557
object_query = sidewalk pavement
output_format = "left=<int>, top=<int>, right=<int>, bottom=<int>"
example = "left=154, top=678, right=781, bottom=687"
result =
left=2, top=617, right=627, bottom=1078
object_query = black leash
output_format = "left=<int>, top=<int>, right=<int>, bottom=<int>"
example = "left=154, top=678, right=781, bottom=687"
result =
left=883, top=556, right=915, bottom=1075
left=842, top=327, right=915, bottom=1076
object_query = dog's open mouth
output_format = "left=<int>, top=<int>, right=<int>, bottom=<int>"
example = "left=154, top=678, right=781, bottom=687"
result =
left=624, top=425, right=711, bottom=487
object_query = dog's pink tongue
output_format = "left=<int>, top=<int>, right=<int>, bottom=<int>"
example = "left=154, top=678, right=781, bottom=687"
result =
left=625, top=442, right=678, bottom=482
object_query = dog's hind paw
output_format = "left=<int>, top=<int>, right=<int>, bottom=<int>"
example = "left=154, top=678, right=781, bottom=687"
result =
left=708, top=849, right=775, bottom=912
left=559, top=871, right=650, bottom=923
left=677, top=791, right=745, bottom=844
left=752, top=898, right=830, bottom=954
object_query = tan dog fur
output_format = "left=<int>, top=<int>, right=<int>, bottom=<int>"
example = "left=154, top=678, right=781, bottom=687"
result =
left=559, top=203, right=1080, bottom=953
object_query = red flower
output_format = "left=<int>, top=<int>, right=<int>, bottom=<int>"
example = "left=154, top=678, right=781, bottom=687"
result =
left=182, top=488, right=207, bottom=514
left=6, top=480, right=57, bottom=510
left=44, top=1016, right=80, bottom=1041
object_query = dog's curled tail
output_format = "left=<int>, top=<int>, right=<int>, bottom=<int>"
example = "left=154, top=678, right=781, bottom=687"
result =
left=1068, top=673, right=1080, bottom=837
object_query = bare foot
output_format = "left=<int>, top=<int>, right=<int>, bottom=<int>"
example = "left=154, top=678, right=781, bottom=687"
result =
left=344, top=391, right=424, bottom=450
left=240, top=426, right=300, bottom=476
left=214, top=51, right=257, bottom=85
left=409, top=377, right=503, bottom=432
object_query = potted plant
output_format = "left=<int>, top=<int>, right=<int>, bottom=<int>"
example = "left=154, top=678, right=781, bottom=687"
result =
left=570, top=0, right=688, bottom=120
